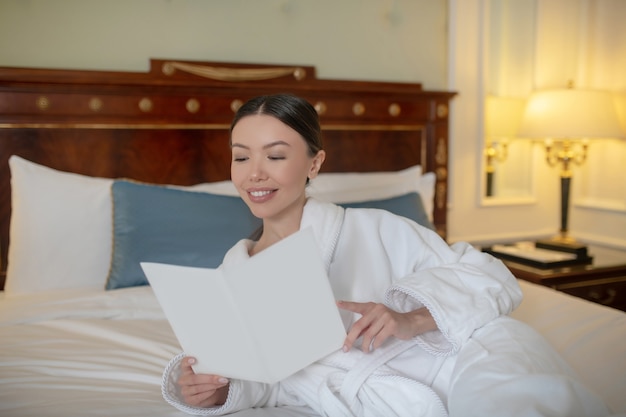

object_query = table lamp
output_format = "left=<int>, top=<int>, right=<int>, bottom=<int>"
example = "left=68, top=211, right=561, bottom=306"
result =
left=518, top=85, right=624, bottom=251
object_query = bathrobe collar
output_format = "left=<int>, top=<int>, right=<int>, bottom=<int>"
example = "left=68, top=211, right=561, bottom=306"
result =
left=222, top=198, right=344, bottom=272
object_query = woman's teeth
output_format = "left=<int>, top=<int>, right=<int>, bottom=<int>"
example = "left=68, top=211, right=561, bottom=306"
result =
left=250, top=190, right=272, bottom=197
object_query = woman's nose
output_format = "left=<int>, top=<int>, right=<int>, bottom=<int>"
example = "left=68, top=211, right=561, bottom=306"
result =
left=249, top=161, right=266, bottom=181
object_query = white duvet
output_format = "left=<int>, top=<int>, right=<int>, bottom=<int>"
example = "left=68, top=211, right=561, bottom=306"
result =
left=0, top=281, right=624, bottom=417
left=0, top=287, right=317, bottom=417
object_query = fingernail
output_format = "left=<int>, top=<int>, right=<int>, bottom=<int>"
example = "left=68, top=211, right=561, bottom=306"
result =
left=342, top=345, right=348, bottom=353
left=219, top=377, right=229, bottom=384
left=187, top=357, right=196, bottom=365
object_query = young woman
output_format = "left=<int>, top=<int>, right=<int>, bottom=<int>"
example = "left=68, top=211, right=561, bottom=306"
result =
left=161, top=94, right=608, bottom=417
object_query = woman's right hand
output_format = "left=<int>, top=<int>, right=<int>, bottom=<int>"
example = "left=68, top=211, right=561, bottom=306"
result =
left=178, top=356, right=230, bottom=408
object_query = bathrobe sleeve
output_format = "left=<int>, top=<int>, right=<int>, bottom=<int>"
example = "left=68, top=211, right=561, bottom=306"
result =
left=161, top=352, right=306, bottom=415
left=346, top=209, right=523, bottom=356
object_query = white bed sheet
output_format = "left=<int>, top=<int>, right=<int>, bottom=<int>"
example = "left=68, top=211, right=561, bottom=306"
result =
left=0, top=280, right=624, bottom=416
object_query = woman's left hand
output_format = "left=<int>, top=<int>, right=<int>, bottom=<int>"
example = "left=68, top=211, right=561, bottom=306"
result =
left=337, top=301, right=437, bottom=353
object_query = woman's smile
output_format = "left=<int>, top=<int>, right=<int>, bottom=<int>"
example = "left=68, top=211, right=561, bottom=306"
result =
left=248, top=188, right=276, bottom=202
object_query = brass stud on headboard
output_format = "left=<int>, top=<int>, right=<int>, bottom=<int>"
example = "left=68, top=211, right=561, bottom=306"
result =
left=230, top=99, right=243, bottom=113
left=36, top=96, right=50, bottom=110
left=89, top=97, right=103, bottom=112
left=352, top=102, right=365, bottom=116
left=314, top=101, right=327, bottom=115
left=293, top=68, right=307, bottom=81
left=388, top=103, right=401, bottom=117
left=138, top=98, right=153, bottom=113
left=162, top=62, right=175, bottom=76
left=186, top=98, right=200, bottom=114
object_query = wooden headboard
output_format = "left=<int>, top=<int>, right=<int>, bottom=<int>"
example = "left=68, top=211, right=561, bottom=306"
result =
left=0, top=59, right=455, bottom=290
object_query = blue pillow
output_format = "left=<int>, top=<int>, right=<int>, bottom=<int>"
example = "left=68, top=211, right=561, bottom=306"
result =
left=339, top=192, right=435, bottom=231
left=106, top=181, right=262, bottom=290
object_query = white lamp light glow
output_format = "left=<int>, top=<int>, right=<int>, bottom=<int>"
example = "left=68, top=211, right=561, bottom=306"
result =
left=484, top=96, right=526, bottom=197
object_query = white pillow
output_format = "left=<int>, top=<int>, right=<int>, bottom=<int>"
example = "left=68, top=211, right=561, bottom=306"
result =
left=185, top=180, right=239, bottom=195
left=191, top=165, right=436, bottom=222
left=308, top=166, right=436, bottom=222
left=6, top=156, right=113, bottom=295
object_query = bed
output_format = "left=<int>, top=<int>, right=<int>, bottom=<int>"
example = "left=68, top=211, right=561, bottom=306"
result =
left=0, top=59, right=624, bottom=417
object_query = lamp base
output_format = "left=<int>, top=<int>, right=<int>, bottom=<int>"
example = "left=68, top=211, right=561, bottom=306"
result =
left=535, top=235, right=588, bottom=258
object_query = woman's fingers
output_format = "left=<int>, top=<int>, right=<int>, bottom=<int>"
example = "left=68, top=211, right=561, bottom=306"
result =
left=338, top=301, right=370, bottom=351
left=358, top=307, right=397, bottom=352
left=338, top=301, right=389, bottom=352
left=337, top=301, right=415, bottom=353
left=178, top=356, right=230, bottom=407
left=180, top=356, right=196, bottom=375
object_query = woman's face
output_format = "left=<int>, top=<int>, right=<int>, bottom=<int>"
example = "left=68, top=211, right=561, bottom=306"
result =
left=230, top=114, right=325, bottom=223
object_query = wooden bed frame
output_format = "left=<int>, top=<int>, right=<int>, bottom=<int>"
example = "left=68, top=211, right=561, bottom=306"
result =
left=0, top=59, right=455, bottom=290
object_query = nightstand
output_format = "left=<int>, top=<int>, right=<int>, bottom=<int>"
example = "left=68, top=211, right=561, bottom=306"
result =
left=489, top=244, right=626, bottom=312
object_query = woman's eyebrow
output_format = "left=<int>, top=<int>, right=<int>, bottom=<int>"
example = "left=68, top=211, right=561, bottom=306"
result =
left=263, top=140, right=290, bottom=149
left=231, top=140, right=290, bottom=150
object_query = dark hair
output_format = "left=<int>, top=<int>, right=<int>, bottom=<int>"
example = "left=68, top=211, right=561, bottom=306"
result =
left=230, top=94, right=323, bottom=156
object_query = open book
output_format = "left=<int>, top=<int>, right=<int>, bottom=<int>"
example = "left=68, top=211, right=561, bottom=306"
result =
left=141, top=228, right=346, bottom=384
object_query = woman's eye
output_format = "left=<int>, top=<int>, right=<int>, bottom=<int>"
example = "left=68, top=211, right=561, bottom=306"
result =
left=268, top=155, right=286, bottom=161
left=233, top=156, right=248, bottom=162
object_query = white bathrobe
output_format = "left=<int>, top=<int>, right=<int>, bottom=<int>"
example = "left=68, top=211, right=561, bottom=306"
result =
left=162, top=199, right=609, bottom=417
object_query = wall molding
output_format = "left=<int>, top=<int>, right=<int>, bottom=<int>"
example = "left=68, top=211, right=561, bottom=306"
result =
left=574, top=198, right=626, bottom=214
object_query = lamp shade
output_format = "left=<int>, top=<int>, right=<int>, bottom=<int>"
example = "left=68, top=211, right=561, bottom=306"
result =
left=518, top=89, right=624, bottom=139
left=485, top=96, right=526, bottom=138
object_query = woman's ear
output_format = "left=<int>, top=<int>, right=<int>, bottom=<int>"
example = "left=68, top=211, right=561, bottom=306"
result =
left=308, top=150, right=326, bottom=179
